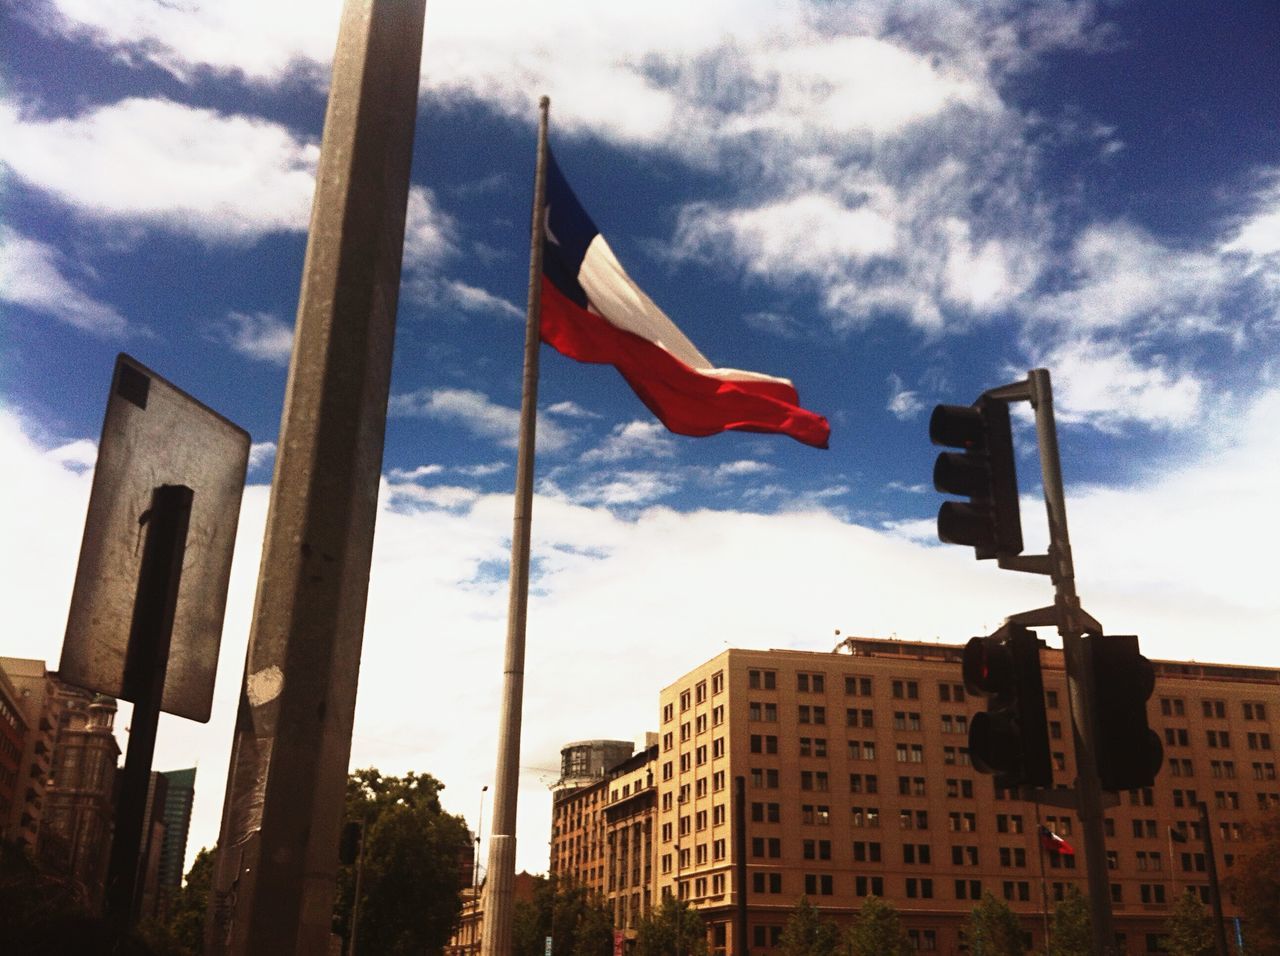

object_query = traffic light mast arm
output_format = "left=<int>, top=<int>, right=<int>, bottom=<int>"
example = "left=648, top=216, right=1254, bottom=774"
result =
left=986, top=369, right=1117, bottom=955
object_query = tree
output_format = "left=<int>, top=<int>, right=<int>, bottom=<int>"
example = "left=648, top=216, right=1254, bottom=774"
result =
left=1225, top=805, right=1280, bottom=954
left=510, top=875, right=613, bottom=956
left=847, top=896, right=912, bottom=956
left=634, top=896, right=707, bottom=956
left=779, top=896, right=842, bottom=956
left=1165, top=890, right=1214, bottom=956
left=334, top=768, right=472, bottom=956
left=964, top=893, right=1025, bottom=956
left=1046, top=886, right=1091, bottom=956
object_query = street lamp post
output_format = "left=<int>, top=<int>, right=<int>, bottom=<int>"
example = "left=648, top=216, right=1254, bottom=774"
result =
left=475, top=785, right=488, bottom=890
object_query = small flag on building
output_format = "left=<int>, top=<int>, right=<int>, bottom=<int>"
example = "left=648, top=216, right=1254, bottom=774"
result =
left=1039, top=824, right=1075, bottom=855
left=539, top=150, right=831, bottom=449
left=1169, top=825, right=1189, bottom=843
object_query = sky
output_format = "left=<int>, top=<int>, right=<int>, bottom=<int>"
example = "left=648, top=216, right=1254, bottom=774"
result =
left=1, top=0, right=1278, bottom=880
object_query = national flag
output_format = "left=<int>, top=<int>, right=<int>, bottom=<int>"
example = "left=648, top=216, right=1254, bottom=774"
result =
left=539, top=150, right=831, bottom=449
left=1039, top=824, right=1075, bottom=855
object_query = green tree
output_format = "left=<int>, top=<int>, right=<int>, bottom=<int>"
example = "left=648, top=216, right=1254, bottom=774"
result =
left=1165, top=890, right=1214, bottom=956
left=634, top=896, right=707, bottom=956
left=1225, top=805, right=1280, bottom=954
left=334, top=769, right=472, bottom=956
left=779, top=896, right=842, bottom=956
left=136, top=845, right=215, bottom=955
left=847, top=896, right=912, bottom=956
left=510, top=874, right=614, bottom=956
left=1046, top=886, right=1091, bottom=956
left=964, top=893, right=1025, bottom=956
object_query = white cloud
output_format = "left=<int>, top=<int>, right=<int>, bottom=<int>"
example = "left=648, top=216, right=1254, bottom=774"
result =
left=886, top=373, right=926, bottom=421
left=545, top=401, right=601, bottom=420
left=388, top=387, right=573, bottom=453
left=221, top=311, right=294, bottom=365
left=50, top=437, right=98, bottom=470
left=0, top=226, right=129, bottom=336
left=248, top=441, right=277, bottom=472
left=389, top=464, right=445, bottom=482
left=579, top=421, right=676, bottom=464
left=442, top=280, right=521, bottom=319
left=712, top=460, right=774, bottom=480
left=0, top=97, right=317, bottom=240
left=1030, top=338, right=1204, bottom=432
left=403, top=186, right=456, bottom=271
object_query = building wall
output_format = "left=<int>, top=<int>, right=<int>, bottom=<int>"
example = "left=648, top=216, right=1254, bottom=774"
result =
left=0, top=667, right=29, bottom=836
left=650, top=638, right=1279, bottom=956
left=158, top=767, right=197, bottom=895
left=0, top=657, right=59, bottom=851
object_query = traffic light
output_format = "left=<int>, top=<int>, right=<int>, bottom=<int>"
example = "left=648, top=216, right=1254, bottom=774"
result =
left=930, top=399, right=1023, bottom=559
left=962, top=623, right=1052, bottom=789
left=339, top=820, right=363, bottom=865
left=1091, top=634, right=1163, bottom=791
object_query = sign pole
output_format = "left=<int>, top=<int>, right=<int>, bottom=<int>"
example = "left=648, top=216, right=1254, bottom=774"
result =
left=205, top=0, right=426, bottom=951
left=104, top=483, right=193, bottom=933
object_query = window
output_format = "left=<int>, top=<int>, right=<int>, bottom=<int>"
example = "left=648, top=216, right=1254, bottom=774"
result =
left=850, top=773, right=878, bottom=794
left=1132, top=819, right=1157, bottom=839
left=1160, top=697, right=1185, bottom=716
left=1210, top=760, right=1236, bottom=779
left=751, top=872, right=783, bottom=894
left=751, top=837, right=782, bottom=859
left=854, top=876, right=884, bottom=897
left=800, top=771, right=829, bottom=792
left=845, top=675, right=872, bottom=696
left=954, top=879, right=983, bottom=900
left=748, top=702, right=778, bottom=722
left=1202, top=699, right=1226, bottom=719
left=1140, top=884, right=1167, bottom=905
left=804, top=874, right=834, bottom=896
left=900, top=809, right=928, bottom=830
left=712, top=737, right=725, bottom=759
left=891, top=679, right=919, bottom=699
left=680, top=690, right=691, bottom=712
left=1046, top=689, right=1059, bottom=708
left=695, top=680, right=707, bottom=704
left=663, top=702, right=675, bottom=723
left=1214, top=791, right=1240, bottom=810
left=1207, top=730, right=1231, bottom=749
left=938, top=682, right=965, bottom=702
left=695, top=745, right=707, bottom=766
left=798, top=705, right=826, bottom=725
left=753, top=926, right=783, bottom=948
left=1253, top=762, right=1277, bottom=780
left=1002, top=880, right=1031, bottom=902
left=751, top=802, right=781, bottom=823
left=695, top=713, right=707, bottom=734
left=905, top=877, right=934, bottom=899
left=1136, top=850, right=1162, bottom=871
left=801, top=804, right=830, bottom=825
left=846, top=708, right=874, bottom=728
left=902, top=843, right=931, bottom=864
left=898, top=776, right=926, bottom=797
left=1166, top=728, right=1190, bottom=747
left=750, top=768, right=779, bottom=788
left=851, top=806, right=880, bottom=828
left=949, top=812, right=977, bottom=832
left=1170, top=757, right=1194, bottom=777
left=802, top=839, right=832, bottom=861
left=713, top=804, right=726, bottom=826
left=946, top=778, right=974, bottom=799
left=748, top=669, right=776, bottom=690
left=853, top=841, right=882, bottom=862
left=1244, top=701, right=1268, bottom=721
left=998, top=847, right=1026, bottom=868
left=848, top=740, right=876, bottom=760
left=713, top=771, right=725, bottom=791
left=710, top=671, right=724, bottom=695
left=797, top=672, right=826, bottom=693
left=712, top=704, right=724, bottom=726
left=996, top=814, right=1024, bottom=834
left=750, top=734, right=778, bottom=754
left=1248, top=732, right=1273, bottom=751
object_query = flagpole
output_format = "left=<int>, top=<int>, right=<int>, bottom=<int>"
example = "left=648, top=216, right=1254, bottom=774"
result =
left=1036, top=803, right=1051, bottom=951
left=480, top=94, right=550, bottom=956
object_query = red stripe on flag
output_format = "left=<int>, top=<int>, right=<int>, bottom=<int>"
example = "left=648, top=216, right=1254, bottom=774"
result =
left=540, top=278, right=831, bottom=449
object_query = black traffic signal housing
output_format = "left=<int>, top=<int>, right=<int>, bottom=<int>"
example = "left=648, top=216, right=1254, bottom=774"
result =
left=1090, top=634, right=1164, bottom=791
left=339, top=820, right=363, bottom=865
left=962, top=623, right=1052, bottom=790
left=930, top=399, right=1023, bottom=560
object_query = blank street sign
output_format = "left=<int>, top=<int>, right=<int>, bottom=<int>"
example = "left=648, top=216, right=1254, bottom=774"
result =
left=60, top=354, right=250, bottom=723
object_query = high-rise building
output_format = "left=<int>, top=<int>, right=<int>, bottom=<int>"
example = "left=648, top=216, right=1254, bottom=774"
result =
left=0, top=666, right=30, bottom=839
left=158, top=767, right=197, bottom=893
left=549, top=637, right=1277, bottom=955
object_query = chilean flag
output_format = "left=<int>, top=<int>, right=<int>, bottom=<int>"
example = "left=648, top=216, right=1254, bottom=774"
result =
left=1039, top=824, right=1075, bottom=856
left=539, top=150, right=831, bottom=449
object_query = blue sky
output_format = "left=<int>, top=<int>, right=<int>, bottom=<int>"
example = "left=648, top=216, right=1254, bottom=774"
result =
left=2, top=0, right=1278, bottom=876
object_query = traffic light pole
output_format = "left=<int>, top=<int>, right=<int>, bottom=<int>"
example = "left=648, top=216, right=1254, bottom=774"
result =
left=989, top=369, right=1116, bottom=955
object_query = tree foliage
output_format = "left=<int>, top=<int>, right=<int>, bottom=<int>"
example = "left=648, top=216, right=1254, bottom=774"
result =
left=963, top=892, right=1025, bottom=956
left=1046, top=885, right=1091, bottom=956
left=1225, top=805, right=1280, bottom=955
left=334, top=768, right=472, bottom=956
left=634, top=896, right=707, bottom=956
left=778, top=896, right=842, bottom=956
left=1165, top=890, right=1214, bottom=956
left=847, top=896, right=912, bottom=956
left=511, top=874, right=614, bottom=956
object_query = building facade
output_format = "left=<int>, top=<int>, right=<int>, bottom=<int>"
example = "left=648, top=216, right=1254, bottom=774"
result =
left=640, top=637, right=1277, bottom=955
left=0, top=657, right=60, bottom=853
left=0, top=666, right=29, bottom=838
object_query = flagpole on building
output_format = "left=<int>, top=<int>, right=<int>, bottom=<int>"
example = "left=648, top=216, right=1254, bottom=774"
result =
left=480, top=95, right=550, bottom=956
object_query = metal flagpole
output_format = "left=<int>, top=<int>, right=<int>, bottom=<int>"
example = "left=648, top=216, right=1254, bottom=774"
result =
left=480, top=95, right=550, bottom=956
left=1035, top=803, right=1052, bottom=951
